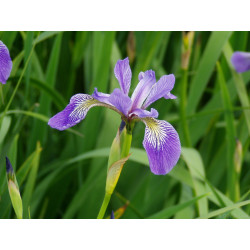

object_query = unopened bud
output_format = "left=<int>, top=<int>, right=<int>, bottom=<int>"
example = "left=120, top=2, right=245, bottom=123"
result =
left=110, top=211, right=115, bottom=219
left=6, top=157, right=23, bottom=219
left=181, top=31, right=194, bottom=70
left=127, top=31, right=136, bottom=64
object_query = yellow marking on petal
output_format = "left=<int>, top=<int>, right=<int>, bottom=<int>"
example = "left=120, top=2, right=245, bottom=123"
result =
left=69, top=97, right=99, bottom=118
left=143, top=117, right=168, bottom=150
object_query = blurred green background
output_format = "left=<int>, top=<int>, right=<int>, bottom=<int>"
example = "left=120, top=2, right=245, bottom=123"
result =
left=0, top=31, right=249, bottom=219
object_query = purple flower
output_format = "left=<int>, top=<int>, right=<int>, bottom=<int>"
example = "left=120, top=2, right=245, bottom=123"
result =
left=48, top=58, right=181, bottom=175
left=0, top=41, right=12, bottom=84
left=231, top=51, right=250, bottom=73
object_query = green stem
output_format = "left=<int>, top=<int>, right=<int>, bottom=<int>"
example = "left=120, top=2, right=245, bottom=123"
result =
left=97, top=193, right=111, bottom=219
left=0, top=84, right=4, bottom=106
left=97, top=121, right=133, bottom=219
left=179, top=69, right=192, bottom=147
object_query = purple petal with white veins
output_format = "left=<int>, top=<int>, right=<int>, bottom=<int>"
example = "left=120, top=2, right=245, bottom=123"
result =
left=108, top=88, right=132, bottom=116
left=130, top=108, right=158, bottom=119
left=114, top=58, right=132, bottom=95
left=231, top=51, right=250, bottom=73
left=92, top=88, right=111, bottom=104
left=130, top=70, right=156, bottom=110
left=142, top=117, right=181, bottom=175
left=48, top=94, right=109, bottom=130
left=143, top=74, right=175, bottom=108
left=0, top=41, right=12, bottom=84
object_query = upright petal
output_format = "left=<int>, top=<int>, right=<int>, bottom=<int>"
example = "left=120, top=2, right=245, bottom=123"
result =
left=141, top=117, right=181, bottom=175
left=114, top=58, right=132, bottom=95
left=231, top=52, right=250, bottom=73
left=143, top=74, right=175, bottom=108
left=48, top=94, right=122, bottom=130
left=130, top=108, right=158, bottom=119
left=0, top=41, right=12, bottom=84
left=108, top=88, right=132, bottom=116
left=130, top=70, right=156, bottom=110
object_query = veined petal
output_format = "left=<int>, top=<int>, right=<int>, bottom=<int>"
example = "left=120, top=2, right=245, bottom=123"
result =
left=130, top=70, right=156, bottom=110
left=141, top=117, right=181, bottom=175
left=92, top=88, right=111, bottom=104
left=0, top=41, right=12, bottom=84
left=48, top=94, right=122, bottom=130
left=130, top=108, right=158, bottom=119
left=231, top=51, right=250, bottom=73
left=143, top=74, right=175, bottom=108
left=108, top=88, right=132, bottom=116
left=114, top=58, right=132, bottom=95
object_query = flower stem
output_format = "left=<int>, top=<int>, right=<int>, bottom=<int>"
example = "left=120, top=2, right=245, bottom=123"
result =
left=97, top=121, right=133, bottom=219
left=179, top=69, right=192, bottom=147
left=97, top=193, right=111, bottom=219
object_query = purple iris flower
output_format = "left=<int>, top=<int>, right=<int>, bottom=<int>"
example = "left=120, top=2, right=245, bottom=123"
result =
left=231, top=51, right=250, bottom=73
left=48, top=58, right=181, bottom=175
left=0, top=41, right=12, bottom=84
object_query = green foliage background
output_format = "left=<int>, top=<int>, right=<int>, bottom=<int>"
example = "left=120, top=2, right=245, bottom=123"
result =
left=0, top=31, right=249, bottom=219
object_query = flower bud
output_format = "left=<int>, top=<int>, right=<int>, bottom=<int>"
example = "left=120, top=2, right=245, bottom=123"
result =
left=6, top=157, right=23, bottom=219
left=181, top=31, right=194, bottom=70
left=110, top=211, right=115, bottom=219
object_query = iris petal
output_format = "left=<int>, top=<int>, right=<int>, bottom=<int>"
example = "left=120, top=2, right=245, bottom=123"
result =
left=92, top=88, right=111, bottom=104
left=108, top=88, right=132, bottom=116
left=143, top=74, right=175, bottom=108
left=231, top=51, right=250, bottom=73
left=130, top=108, right=158, bottom=119
left=0, top=41, right=12, bottom=84
left=164, top=92, right=177, bottom=100
left=48, top=94, right=122, bottom=130
left=130, top=70, right=156, bottom=110
left=114, top=58, right=132, bottom=95
left=142, top=117, right=181, bottom=175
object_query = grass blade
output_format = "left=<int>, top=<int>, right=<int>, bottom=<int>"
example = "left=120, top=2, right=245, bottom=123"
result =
left=217, top=62, right=237, bottom=201
left=148, top=193, right=209, bottom=219
left=187, top=31, right=232, bottom=114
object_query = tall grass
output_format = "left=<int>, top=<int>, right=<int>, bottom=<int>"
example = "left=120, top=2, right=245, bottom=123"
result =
left=0, top=31, right=249, bottom=219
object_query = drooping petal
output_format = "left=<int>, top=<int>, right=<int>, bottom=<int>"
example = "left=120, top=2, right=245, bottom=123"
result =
left=92, top=88, right=111, bottom=104
left=0, top=41, right=12, bottom=84
left=143, top=74, right=175, bottom=108
left=114, top=57, right=132, bottom=95
left=141, top=117, right=181, bottom=175
left=130, top=108, right=158, bottom=119
left=108, top=88, right=132, bottom=116
left=48, top=94, right=122, bottom=130
left=231, top=51, right=250, bottom=73
left=130, top=70, right=156, bottom=110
